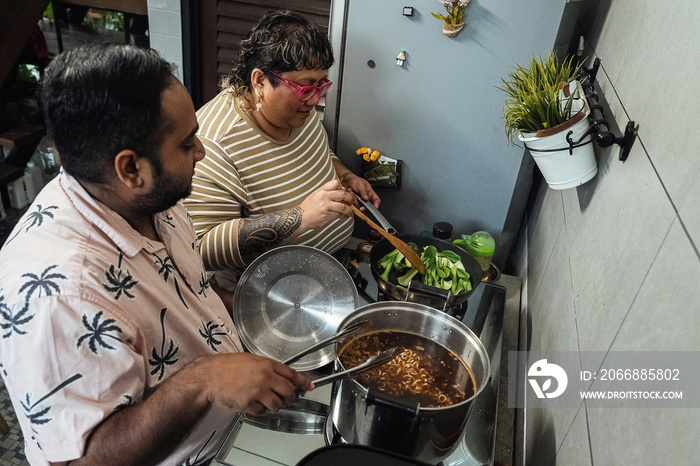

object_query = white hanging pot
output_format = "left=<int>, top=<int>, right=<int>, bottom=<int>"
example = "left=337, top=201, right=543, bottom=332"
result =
left=518, top=82, right=598, bottom=190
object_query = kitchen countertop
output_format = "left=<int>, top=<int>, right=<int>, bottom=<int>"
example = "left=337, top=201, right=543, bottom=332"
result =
left=492, top=273, right=522, bottom=466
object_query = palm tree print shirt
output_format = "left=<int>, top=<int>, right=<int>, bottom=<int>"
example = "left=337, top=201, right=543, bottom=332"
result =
left=0, top=172, right=243, bottom=465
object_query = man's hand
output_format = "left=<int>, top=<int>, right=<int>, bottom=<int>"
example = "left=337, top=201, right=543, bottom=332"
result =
left=56, top=353, right=313, bottom=465
left=198, top=353, right=314, bottom=414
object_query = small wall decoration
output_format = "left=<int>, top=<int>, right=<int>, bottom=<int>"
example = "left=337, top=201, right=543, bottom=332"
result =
left=431, top=0, right=470, bottom=38
left=396, top=50, right=406, bottom=66
left=356, top=146, right=402, bottom=189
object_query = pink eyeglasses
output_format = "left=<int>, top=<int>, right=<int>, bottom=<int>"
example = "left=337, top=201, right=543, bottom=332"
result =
left=270, top=72, right=333, bottom=102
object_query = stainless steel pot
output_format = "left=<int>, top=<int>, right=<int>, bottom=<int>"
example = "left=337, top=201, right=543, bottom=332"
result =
left=329, top=302, right=490, bottom=464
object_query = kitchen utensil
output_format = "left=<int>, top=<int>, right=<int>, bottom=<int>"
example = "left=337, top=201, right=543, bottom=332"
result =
left=233, top=245, right=359, bottom=371
left=351, top=204, right=426, bottom=275
left=297, top=444, right=431, bottom=466
left=355, top=197, right=396, bottom=234
left=329, top=301, right=490, bottom=464
left=236, top=340, right=401, bottom=434
left=243, top=397, right=330, bottom=434
left=282, top=320, right=367, bottom=365
left=310, top=346, right=402, bottom=388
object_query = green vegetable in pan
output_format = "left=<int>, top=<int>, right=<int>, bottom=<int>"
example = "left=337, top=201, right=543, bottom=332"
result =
left=377, top=244, right=414, bottom=281
left=378, top=245, right=472, bottom=295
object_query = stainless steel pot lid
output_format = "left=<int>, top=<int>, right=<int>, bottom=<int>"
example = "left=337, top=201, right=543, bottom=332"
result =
left=243, top=398, right=329, bottom=434
left=233, top=245, right=359, bottom=371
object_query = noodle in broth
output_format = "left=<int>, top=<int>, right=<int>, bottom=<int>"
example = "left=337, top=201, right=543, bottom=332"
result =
left=338, top=330, right=475, bottom=408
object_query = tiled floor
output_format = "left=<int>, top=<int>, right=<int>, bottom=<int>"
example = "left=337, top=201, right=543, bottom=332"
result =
left=0, top=378, right=28, bottom=466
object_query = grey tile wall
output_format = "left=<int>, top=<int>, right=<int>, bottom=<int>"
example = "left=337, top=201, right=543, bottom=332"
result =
left=513, top=1, right=700, bottom=464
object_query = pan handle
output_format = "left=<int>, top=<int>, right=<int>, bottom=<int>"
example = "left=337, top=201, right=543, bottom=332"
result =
left=356, top=197, right=397, bottom=234
left=406, top=281, right=451, bottom=313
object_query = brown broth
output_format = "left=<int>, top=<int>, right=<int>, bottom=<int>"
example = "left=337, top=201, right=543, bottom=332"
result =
left=338, top=330, right=475, bottom=408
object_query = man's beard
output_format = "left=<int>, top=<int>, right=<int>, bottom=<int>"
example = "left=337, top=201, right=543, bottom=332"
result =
left=134, top=160, right=192, bottom=215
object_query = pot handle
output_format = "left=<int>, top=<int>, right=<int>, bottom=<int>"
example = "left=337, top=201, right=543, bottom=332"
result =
left=365, top=388, right=420, bottom=418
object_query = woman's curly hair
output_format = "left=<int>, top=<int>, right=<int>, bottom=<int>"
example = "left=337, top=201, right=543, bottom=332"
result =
left=223, top=10, right=334, bottom=102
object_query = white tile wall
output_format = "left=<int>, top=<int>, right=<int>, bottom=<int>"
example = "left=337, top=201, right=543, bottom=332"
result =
left=147, top=0, right=183, bottom=81
left=514, top=1, right=700, bottom=464
left=562, top=136, right=676, bottom=353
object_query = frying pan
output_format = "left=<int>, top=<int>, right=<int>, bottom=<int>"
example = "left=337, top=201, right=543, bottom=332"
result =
left=357, top=200, right=482, bottom=313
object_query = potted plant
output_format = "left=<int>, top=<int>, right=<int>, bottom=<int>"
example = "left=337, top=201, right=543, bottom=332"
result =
left=431, top=0, right=470, bottom=38
left=498, top=53, right=598, bottom=190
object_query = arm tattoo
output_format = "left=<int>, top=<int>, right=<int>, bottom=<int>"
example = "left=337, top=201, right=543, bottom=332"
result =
left=239, top=206, right=304, bottom=255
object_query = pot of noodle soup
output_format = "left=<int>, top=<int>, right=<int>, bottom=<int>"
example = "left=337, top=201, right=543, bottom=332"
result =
left=329, top=301, right=490, bottom=464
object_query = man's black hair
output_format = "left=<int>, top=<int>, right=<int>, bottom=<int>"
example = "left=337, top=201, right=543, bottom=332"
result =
left=41, top=44, right=175, bottom=184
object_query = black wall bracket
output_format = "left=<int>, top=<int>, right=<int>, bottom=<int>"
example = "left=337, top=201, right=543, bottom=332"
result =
left=578, top=58, right=639, bottom=161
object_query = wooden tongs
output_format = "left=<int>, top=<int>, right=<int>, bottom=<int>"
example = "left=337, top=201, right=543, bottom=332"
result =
left=350, top=198, right=426, bottom=275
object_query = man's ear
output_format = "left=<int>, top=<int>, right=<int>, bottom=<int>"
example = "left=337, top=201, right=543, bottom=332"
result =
left=114, top=150, right=148, bottom=189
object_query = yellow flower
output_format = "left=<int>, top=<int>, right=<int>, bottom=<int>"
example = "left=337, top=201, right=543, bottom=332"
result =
left=370, top=150, right=380, bottom=161
left=363, top=152, right=371, bottom=162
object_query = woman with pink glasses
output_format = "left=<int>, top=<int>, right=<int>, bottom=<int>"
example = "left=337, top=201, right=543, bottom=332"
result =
left=185, top=10, right=379, bottom=290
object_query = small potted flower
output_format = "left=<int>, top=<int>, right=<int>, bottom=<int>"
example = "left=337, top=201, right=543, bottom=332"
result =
left=431, top=0, right=470, bottom=38
left=356, top=146, right=401, bottom=189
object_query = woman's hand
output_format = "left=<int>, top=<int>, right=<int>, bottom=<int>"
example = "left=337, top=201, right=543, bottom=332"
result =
left=299, top=180, right=355, bottom=229
left=342, top=172, right=381, bottom=208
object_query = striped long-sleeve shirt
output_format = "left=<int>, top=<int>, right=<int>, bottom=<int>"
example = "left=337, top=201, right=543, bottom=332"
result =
left=184, top=90, right=353, bottom=271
